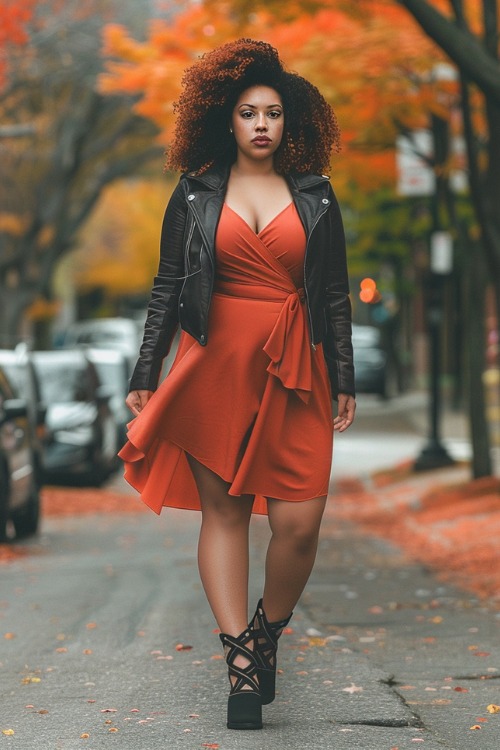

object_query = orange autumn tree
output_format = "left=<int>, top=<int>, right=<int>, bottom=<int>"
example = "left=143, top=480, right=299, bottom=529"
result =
left=100, top=1, right=450, bottom=196
left=0, top=0, right=35, bottom=91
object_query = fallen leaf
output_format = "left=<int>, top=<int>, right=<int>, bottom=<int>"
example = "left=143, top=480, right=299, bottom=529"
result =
left=283, top=627, right=293, bottom=634
left=201, top=744, right=219, bottom=748
left=1, top=729, right=15, bottom=736
left=100, top=708, right=117, bottom=713
left=175, top=643, right=193, bottom=651
left=108, top=727, right=119, bottom=732
left=308, top=637, right=327, bottom=647
left=474, top=652, right=491, bottom=657
left=453, top=686, right=468, bottom=692
left=306, top=627, right=322, bottom=637
left=38, top=709, right=49, bottom=714
left=129, top=708, right=140, bottom=713
left=4, top=633, right=16, bottom=639
left=470, top=725, right=482, bottom=730
left=487, top=704, right=500, bottom=714
left=86, top=622, right=97, bottom=629
left=475, top=717, right=488, bottom=723
left=80, top=733, right=90, bottom=738
left=55, top=647, right=68, bottom=653
left=342, top=682, right=363, bottom=694
left=82, top=649, right=93, bottom=655
left=22, top=676, right=41, bottom=684
left=429, top=616, right=443, bottom=624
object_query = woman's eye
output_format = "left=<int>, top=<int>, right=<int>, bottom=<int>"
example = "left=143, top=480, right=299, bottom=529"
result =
left=241, top=111, right=254, bottom=118
left=269, top=110, right=282, bottom=118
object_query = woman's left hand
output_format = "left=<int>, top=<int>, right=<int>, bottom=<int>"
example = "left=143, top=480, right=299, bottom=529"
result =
left=333, top=393, right=356, bottom=432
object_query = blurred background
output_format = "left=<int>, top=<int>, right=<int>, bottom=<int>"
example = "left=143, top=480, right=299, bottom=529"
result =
left=0, top=0, right=499, bottom=541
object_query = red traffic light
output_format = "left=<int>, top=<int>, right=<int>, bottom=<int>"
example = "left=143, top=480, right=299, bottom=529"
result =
left=359, top=278, right=381, bottom=304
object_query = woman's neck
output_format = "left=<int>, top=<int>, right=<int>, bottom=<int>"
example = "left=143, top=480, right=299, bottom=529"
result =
left=232, top=154, right=277, bottom=177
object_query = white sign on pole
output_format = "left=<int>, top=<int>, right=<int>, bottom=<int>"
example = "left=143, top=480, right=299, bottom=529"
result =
left=396, top=130, right=435, bottom=197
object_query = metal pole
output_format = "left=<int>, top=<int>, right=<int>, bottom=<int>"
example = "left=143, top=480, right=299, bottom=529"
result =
left=414, top=114, right=455, bottom=471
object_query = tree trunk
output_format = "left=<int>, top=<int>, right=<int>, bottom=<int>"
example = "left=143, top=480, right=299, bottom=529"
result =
left=464, top=249, right=492, bottom=477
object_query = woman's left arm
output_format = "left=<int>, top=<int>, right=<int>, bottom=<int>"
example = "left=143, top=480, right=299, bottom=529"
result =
left=323, top=184, right=356, bottom=407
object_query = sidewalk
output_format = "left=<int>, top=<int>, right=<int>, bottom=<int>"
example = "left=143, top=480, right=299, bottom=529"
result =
left=1, top=392, right=500, bottom=748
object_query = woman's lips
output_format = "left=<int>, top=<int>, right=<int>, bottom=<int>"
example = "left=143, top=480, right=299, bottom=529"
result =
left=252, top=137, right=271, bottom=146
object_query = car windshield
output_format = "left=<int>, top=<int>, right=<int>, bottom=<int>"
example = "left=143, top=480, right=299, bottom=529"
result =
left=36, top=361, right=88, bottom=403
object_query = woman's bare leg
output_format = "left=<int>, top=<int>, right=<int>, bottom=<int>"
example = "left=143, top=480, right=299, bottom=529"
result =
left=186, top=454, right=254, bottom=636
left=263, top=495, right=327, bottom=622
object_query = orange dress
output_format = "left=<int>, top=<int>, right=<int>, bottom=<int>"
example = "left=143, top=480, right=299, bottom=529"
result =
left=119, top=202, right=334, bottom=515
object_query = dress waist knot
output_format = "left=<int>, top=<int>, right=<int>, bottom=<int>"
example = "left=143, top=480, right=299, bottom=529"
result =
left=215, top=279, right=312, bottom=403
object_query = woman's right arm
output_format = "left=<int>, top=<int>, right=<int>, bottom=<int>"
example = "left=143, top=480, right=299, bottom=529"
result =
left=128, top=180, right=187, bottom=394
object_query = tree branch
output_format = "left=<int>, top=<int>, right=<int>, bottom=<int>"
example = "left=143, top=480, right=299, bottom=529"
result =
left=397, top=0, right=500, bottom=103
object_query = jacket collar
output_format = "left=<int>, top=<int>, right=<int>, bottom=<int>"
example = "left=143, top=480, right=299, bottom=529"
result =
left=184, top=165, right=329, bottom=192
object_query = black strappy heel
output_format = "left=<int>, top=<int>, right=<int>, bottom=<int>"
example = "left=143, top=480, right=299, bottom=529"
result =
left=250, top=599, right=293, bottom=705
left=219, top=628, right=263, bottom=730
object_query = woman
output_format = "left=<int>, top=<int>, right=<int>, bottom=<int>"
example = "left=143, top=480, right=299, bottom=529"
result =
left=119, top=39, right=355, bottom=731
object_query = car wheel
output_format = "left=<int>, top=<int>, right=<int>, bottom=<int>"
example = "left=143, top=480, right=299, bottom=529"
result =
left=0, top=462, right=9, bottom=543
left=12, top=482, right=40, bottom=539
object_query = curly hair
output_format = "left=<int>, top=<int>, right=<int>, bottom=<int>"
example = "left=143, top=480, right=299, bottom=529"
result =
left=166, top=39, right=340, bottom=175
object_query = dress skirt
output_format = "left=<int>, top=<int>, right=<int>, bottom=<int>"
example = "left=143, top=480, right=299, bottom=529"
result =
left=118, top=202, right=334, bottom=515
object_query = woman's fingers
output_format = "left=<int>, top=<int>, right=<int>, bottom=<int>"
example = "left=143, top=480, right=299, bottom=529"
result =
left=334, top=394, right=356, bottom=432
left=125, top=389, right=153, bottom=417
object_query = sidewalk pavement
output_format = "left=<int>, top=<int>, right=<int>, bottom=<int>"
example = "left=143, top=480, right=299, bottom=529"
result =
left=1, top=392, right=499, bottom=749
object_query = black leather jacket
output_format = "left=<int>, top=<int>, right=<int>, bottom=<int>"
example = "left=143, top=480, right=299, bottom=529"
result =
left=129, top=165, right=355, bottom=399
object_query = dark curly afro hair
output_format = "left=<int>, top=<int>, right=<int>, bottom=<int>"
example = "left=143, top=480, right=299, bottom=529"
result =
left=166, top=38, right=340, bottom=175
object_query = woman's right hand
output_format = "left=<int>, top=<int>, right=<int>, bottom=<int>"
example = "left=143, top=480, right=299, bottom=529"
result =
left=125, top=389, right=154, bottom=417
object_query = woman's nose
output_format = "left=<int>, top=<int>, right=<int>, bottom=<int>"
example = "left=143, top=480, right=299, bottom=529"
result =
left=255, top=114, right=268, bottom=131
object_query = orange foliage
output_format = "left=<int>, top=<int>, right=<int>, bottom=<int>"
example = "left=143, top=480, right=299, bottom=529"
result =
left=0, top=0, right=35, bottom=86
left=99, top=1, right=454, bottom=193
left=70, top=178, right=175, bottom=296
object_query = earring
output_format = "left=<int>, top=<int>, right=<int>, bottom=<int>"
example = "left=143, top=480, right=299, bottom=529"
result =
left=229, top=127, right=233, bottom=133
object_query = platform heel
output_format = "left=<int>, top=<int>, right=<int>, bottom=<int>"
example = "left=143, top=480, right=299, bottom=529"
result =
left=219, top=628, right=263, bottom=730
left=250, top=599, right=292, bottom=705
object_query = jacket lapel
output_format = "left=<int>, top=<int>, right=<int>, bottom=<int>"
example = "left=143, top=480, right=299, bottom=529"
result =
left=287, top=173, right=330, bottom=240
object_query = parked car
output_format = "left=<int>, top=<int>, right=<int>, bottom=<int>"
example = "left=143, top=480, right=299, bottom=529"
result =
left=352, top=324, right=389, bottom=398
left=0, top=365, right=40, bottom=540
left=0, top=347, right=47, bottom=486
left=58, top=317, right=142, bottom=375
left=32, top=350, right=118, bottom=485
left=85, top=348, right=130, bottom=447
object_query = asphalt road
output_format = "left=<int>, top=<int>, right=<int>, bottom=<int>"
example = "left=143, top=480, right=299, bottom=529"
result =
left=1, top=393, right=499, bottom=749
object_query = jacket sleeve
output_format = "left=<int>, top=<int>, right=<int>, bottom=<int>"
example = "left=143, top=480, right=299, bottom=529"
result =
left=322, top=185, right=355, bottom=399
left=128, top=180, right=187, bottom=393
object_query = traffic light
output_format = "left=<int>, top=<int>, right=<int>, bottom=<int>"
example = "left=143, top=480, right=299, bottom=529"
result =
left=359, top=277, right=381, bottom=304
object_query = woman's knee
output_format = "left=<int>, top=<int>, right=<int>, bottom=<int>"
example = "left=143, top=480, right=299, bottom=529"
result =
left=267, top=497, right=326, bottom=553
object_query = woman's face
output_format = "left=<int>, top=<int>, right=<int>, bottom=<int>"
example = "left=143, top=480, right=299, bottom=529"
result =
left=231, top=85, right=284, bottom=163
